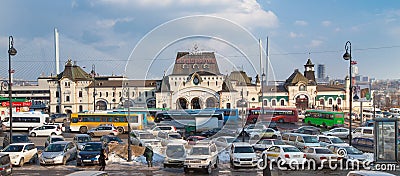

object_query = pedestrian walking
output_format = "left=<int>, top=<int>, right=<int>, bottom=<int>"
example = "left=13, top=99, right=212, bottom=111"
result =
left=98, top=148, right=107, bottom=171
left=143, top=145, right=154, bottom=167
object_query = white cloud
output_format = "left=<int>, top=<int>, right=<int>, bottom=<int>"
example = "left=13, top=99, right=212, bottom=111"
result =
left=96, top=17, right=134, bottom=29
left=335, top=27, right=341, bottom=32
left=294, top=20, right=308, bottom=26
left=289, top=32, right=303, bottom=38
left=308, top=40, right=323, bottom=47
left=322, top=20, right=331, bottom=27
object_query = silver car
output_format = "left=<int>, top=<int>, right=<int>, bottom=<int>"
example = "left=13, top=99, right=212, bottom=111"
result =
left=88, top=125, right=119, bottom=137
left=73, top=134, right=92, bottom=150
left=39, top=141, right=77, bottom=165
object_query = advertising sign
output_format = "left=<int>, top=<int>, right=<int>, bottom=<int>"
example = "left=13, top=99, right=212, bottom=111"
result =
left=353, top=84, right=371, bottom=102
left=1, top=101, right=32, bottom=107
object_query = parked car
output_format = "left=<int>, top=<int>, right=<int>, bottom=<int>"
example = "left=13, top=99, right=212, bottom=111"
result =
left=100, top=135, right=124, bottom=146
left=186, top=136, right=207, bottom=145
left=262, top=145, right=306, bottom=166
left=326, top=144, right=368, bottom=163
left=88, top=125, right=119, bottom=137
left=163, top=142, right=187, bottom=168
left=351, top=137, right=374, bottom=153
left=236, top=124, right=267, bottom=137
left=50, top=113, right=69, bottom=123
left=0, top=153, right=12, bottom=175
left=45, top=135, right=65, bottom=148
left=291, top=126, right=321, bottom=135
left=281, top=133, right=320, bottom=151
left=66, top=171, right=108, bottom=176
left=147, top=125, right=177, bottom=136
left=3, top=133, right=31, bottom=148
left=352, top=127, right=374, bottom=139
left=318, top=135, right=348, bottom=147
left=322, top=127, right=350, bottom=139
left=130, top=131, right=161, bottom=149
left=76, top=142, right=104, bottom=166
left=213, top=136, right=240, bottom=149
left=200, top=128, right=221, bottom=137
left=73, top=134, right=92, bottom=150
left=158, top=132, right=186, bottom=146
left=0, top=143, right=38, bottom=167
left=29, top=125, right=62, bottom=137
left=230, top=142, right=258, bottom=168
left=183, top=143, right=219, bottom=174
left=304, top=147, right=341, bottom=166
left=39, top=141, right=77, bottom=165
left=252, top=139, right=286, bottom=151
left=249, top=128, right=281, bottom=140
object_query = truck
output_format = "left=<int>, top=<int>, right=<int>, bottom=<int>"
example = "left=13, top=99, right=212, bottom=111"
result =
left=185, top=116, right=218, bottom=136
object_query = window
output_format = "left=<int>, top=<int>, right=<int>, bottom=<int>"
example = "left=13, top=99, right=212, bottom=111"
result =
left=263, top=100, right=268, bottom=106
left=289, top=135, right=297, bottom=142
left=139, top=92, right=142, bottom=97
left=106, top=92, right=109, bottom=97
left=66, top=96, right=70, bottom=102
left=79, top=105, right=83, bottom=112
left=319, top=99, right=324, bottom=106
left=271, top=100, right=276, bottom=106
left=364, top=129, right=373, bottom=134
left=328, top=98, right=333, bottom=105
left=145, top=92, right=148, bottom=97
left=56, top=91, right=59, bottom=98
left=119, top=92, right=122, bottom=97
left=99, top=92, right=102, bottom=97
left=337, top=98, right=342, bottom=105
left=78, top=91, right=83, bottom=98
left=280, top=99, right=285, bottom=106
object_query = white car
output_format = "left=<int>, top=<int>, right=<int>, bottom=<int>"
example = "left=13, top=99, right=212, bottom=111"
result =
left=147, top=125, right=176, bottom=136
left=262, top=145, right=306, bottom=166
left=304, top=147, right=341, bottom=166
left=252, top=139, right=286, bottom=151
left=29, top=125, right=62, bottom=137
left=249, top=128, right=281, bottom=140
left=230, top=142, right=258, bottom=168
left=322, top=127, right=350, bottom=139
left=0, top=143, right=38, bottom=166
left=213, top=136, right=240, bottom=149
left=318, top=135, right=349, bottom=147
left=184, top=143, right=219, bottom=174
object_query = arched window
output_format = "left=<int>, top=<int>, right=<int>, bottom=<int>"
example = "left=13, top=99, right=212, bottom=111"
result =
left=271, top=99, right=276, bottom=106
left=337, top=98, right=342, bottom=105
left=280, top=99, right=285, bottom=106
left=328, top=98, right=333, bottom=105
left=319, top=99, right=325, bottom=106
left=263, top=100, right=268, bottom=106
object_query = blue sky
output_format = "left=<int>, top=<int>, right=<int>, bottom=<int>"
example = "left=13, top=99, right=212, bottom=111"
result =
left=1, top=0, right=399, bottom=81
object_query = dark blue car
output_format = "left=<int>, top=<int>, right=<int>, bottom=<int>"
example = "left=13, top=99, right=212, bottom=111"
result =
left=76, top=142, right=103, bottom=166
left=351, top=137, right=374, bottom=153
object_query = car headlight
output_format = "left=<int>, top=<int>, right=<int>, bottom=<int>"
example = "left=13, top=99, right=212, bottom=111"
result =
left=95, top=155, right=100, bottom=159
left=77, top=155, right=81, bottom=158
left=55, top=155, right=63, bottom=160
left=234, top=158, right=240, bottom=162
left=253, top=157, right=258, bottom=161
left=11, top=155, right=19, bottom=159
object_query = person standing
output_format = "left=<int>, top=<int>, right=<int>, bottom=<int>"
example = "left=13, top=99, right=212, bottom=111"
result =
left=143, top=145, right=154, bottom=167
left=98, top=148, right=107, bottom=171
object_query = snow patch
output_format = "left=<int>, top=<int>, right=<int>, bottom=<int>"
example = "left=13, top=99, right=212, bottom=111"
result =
left=218, top=150, right=230, bottom=163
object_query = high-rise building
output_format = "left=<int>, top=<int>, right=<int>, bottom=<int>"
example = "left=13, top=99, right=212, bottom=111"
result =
left=317, top=64, right=325, bottom=79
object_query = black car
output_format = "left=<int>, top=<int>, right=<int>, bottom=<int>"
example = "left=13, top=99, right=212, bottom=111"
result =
left=3, top=133, right=31, bottom=148
left=76, top=142, right=103, bottom=166
left=100, top=135, right=124, bottom=146
left=0, top=153, right=11, bottom=175
left=292, top=127, right=321, bottom=135
left=200, top=128, right=221, bottom=137
left=351, top=137, right=374, bottom=153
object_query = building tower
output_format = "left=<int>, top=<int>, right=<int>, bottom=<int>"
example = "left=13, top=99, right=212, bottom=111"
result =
left=317, top=64, right=325, bottom=79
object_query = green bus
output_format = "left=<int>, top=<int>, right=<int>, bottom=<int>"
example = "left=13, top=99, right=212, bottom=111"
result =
left=303, top=110, right=345, bottom=128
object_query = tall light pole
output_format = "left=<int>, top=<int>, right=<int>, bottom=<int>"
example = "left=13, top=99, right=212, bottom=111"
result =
left=92, top=64, right=96, bottom=112
left=8, top=36, right=17, bottom=144
left=343, top=41, right=353, bottom=146
left=124, top=87, right=132, bottom=162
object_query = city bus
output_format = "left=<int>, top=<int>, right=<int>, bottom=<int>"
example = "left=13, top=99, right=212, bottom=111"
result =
left=246, top=107, right=299, bottom=124
left=70, top=112, right=144, bottom=134
left=154, top=110, right=224, bottom=129
left=2, top=111, right=48, bottom=131
left=201, top=108, right=240, bottom=124
left=303, top=110, right=344, bottom=128
left=111, top=107, right=168, bottom=126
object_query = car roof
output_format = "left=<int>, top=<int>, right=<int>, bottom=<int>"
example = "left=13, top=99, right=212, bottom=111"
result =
left=232, top=142, right=252, bottom=147
left=277, top=145, right=297, bottom=148
left=51, top=141, right=70, bottom=145
left=8, top=142, right=35, bottom=146
left=75, top=134, right=91, bottom=137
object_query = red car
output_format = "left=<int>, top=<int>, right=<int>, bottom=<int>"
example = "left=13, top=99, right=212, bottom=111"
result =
left=186, top=136, right=206, bottom=145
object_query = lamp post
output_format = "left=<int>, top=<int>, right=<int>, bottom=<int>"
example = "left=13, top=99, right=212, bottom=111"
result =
left=343, top=41, right=353, bottom=146
left=8, top=36, right=17, bottom=144
left=124, top=87, right=132, bottom=162
left=92, top=64, right=96, bottom=112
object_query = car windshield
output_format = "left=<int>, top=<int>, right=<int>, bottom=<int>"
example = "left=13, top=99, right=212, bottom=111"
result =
left=52, top=138, right=64, bottom=143
left=315, top=148, right=333, bottom=154
left=331, top=138, right=345, bottom=144
left=303, top=136, right=319, bottom=143
left=166, top=145, right=185, bottom=158
left=82, top=143, right=102, bottom=151
left=234, top=146, right=254, bottom=153
left=190, top=147, right=210, bottom=155
left=13, top=136, right=29, bottom=143
left=109, top=136, right=123, bottom=142
left=226, top=138, right=239, bottom=143
left=139, top=133, right=155, bottom=139
left=273, top=140, right=285, bottom=145
left=77, top=137, right=91, bottom=143
left=344, top=147, right=363, bottom=155
left=283, top=147, right=301, bottom=152
left=169, top=134, right=181, bottom=139
left=45, top=144, right=65, bottom=152
left=3, top=145, right=24, bottom=152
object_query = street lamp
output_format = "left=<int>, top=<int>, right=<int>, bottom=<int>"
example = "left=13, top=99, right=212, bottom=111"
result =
left=123, top=87, right=132, bottom=162
left=8, top=36, right=17, bottom=144
left=92, top=64, right=96, bottom=112
left=343, top=41, right=353, bottom=146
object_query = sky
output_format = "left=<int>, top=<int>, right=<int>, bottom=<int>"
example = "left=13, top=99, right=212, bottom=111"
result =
left=1, top=0, right=400, bottom=82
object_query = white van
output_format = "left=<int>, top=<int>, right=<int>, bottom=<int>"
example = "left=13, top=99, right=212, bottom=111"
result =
left=352, top=127, right=373, bottom=139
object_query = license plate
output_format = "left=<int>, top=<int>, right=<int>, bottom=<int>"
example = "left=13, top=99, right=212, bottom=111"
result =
left=293, top=155, right=300, bottom=158
left=45, top=159, right=54, bottom=163
left=83, top=160, right=91, bottom=162
left=241, top=161, right=252, bottom=164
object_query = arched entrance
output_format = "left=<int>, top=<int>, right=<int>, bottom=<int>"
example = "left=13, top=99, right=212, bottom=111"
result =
left=177, top=98, right=188, bottom=109
left=206, top=97, right=218, bottom=108
left=295, top=95, right=309, bottom=110
left=96, top=100, right=107, bottom=110
left=146, top=98, right=156, bottom=108
left=191, top=97, right=201, bottom=109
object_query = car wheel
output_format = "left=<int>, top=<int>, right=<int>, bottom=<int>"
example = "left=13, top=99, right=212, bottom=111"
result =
left=79, top=126, right=88, bottom=134
left=184, top=167, right=189, bottom=173
left=117, top=127, right=124, bottom=134
left=62, top=156, right=67, bottom=165
left=31, top=154, right=38, bottom=164
left=89, top=133, right=95, bottom=138
left=30, top=132, right=36, bottom=137
left=19, top=158, right=24, bottom=167
left=51, top=132, right=56, bottom=136
left=205, top=162, right=212, bottom=174
left=214, top=157, right=219, bottom=168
